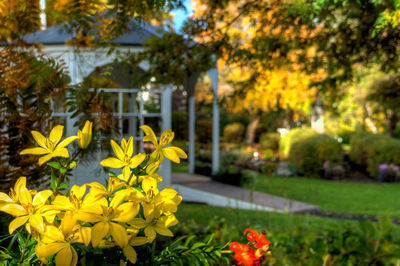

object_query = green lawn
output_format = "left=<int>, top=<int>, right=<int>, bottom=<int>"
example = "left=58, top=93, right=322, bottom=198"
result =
left=176, top=203, right=356, bottom=234
left=243, top=175, right=400, bottom=217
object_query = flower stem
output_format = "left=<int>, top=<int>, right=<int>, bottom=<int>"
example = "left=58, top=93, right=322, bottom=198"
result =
left=18, top=233, right=31, bottom=266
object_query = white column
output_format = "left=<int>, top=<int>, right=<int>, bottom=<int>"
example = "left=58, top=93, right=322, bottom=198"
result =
left=207, top=66, right=219, bottom=175
left=188, top=95, right=195, bottom=174
left=159, top=85, right=172, bottom=188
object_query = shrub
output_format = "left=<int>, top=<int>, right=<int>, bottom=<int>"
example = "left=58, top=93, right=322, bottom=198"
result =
left=349, top=132, right=400, bottom=178
left=279, top=128, right=318, bottom=158
left=196, top=119, right=213, bottom=143
left=288, top=134, right=342, bottom=178
left=223, top=122, right=245, bottom=144
left=259, top=132, right=280, bottom=151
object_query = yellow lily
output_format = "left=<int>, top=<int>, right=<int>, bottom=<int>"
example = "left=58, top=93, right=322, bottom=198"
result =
left=52, top=184, right=106, bottom=223
left=77, top=120, right=93, bottom=149
left=121, top=228, right=150, bottom=264
left=90, top=190, right=140, bottom=248
left=129, top=208, right=178, bottom=242
left=141, top=178, right=181, bottom=216
left=100, top=136, right=146, bottom=171
left=20, top=125, right=78, bottom=166
left=35, top=212, right=89, bottom=266
left=0, top=176, right=27, bottom=205
left=0, top=177, right=55, bottom=234
left=88, top=176, right=125, bottom=198
left=117, top=167, right=163, bottom=186
left=140, top=125, right=187, bottom=164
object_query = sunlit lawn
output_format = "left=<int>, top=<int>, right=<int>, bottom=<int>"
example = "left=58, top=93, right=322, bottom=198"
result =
left=243, top=175, right=400, bottom=218
left=177, top=204, right=355, bottom=234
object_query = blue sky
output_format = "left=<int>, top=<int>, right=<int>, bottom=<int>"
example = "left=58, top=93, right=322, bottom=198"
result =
left=171, top=0, right=193, bottom=32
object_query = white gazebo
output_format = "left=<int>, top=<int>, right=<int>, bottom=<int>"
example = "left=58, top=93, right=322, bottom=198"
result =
left=23, top=18, right=220, bottom=188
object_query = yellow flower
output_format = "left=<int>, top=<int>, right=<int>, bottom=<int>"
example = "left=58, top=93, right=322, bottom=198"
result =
left=129, top=208, right=178, bottom=243
left=20, top=125, right=78, bottom=166
left=88, top=176, right=125, bottom=198
left=141, top=178, right=181, bottom=216
left=140, top=125, right=187, bottom=163
left=77, top=120, right=93, bottom=149
left=117, top=167, right=163, bottom=186
left=52, top=184, right=106, bottom=223
left=0, top=177, right=55, bottom=234
left=90, top=190, right=140, bottom=248
left=35, top=212, right=88, bottom=266
left=100, top=136, right=146, bottom=171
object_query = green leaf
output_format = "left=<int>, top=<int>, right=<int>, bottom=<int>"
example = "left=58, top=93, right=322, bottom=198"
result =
left=190, top=242, right=206, bottom=250
left=60, top=168, right=67, bottom=174
left=51, top=169, right=57, bottom=191
left=59, top=184, right=70, bottom=190
left=47, top=161, right=61, bottom=169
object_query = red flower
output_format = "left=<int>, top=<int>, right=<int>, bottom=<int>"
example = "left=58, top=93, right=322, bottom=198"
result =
left=229, top=242, right=260, bottom=266
left=244, top=229, right=270, bottom=258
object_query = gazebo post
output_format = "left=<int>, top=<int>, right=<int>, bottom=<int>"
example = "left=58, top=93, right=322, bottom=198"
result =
left=160, top=84, right=173, bottom=189
left=207, top=64, right=219, bottom=175
left=184, top=73, right=199, bottom=174
left=66, top=48, right=78, bottom=137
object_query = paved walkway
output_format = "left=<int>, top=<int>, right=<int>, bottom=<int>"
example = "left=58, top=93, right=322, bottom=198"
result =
left=172, top=173, right=319, bottom=213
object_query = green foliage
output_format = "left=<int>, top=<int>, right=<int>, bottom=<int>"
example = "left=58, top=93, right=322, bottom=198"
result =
left=177, top=205, right=400, bottom=265
left=279, top=128, right=318, bottom=158
left=223, top=122, right=245, bottom=144
left=259, top=132, right=280, bottom=151
left=0, top=48, right=69, bottom=189
left=350, top=131, right=400, bottom=178
left=155, top=234, right=230, bottom=265
left=288, top=134, right=342, bottom=178
left=196, top=119, right=213, bottom=144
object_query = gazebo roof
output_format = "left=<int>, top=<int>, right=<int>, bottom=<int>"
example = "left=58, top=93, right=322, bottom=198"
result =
left=23, top=18, right=164, bottom=46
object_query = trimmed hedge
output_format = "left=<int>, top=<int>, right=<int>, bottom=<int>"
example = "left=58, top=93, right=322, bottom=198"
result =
left=288, top=134, right=342, bottom=178
left=350, top=132, right=400, bottom=178
left=279, top=128, right=319, bottom=158
left=223, top=122, right=245, bottom=144
left=259, top=132, right=280, bottom=151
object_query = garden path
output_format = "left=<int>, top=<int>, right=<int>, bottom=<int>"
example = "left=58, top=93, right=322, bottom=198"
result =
left=172, top=173, right=319, bottom=213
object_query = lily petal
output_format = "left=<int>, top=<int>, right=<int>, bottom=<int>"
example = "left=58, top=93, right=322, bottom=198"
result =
left=110, top=222, right=128, bottom=248
left=111, top=140, right=124, bottom=161
left=122, top=245, right=137, bottom=264
left=126, top=136, right=134, bottom=158
left=32, top=190, right=52, bottom=207
left=123, top=245, right=137, bottom=264
left=9, top=216, right=29, bottom=234
left=100, top=157, right=125, bottom=168
left=35, top=242, right=65, bottom=259
left=31, top=131, right=47, bottom=149
left=129, top=153, right=146, bottom=169
left=58, top=136, right=78, bottom=149
left=20, top=147, right=48, bottom=155
left=162, top=147, right=180, bottom=163
left=55, top=245, right=73, bottom=266
left=0, top=203, right=27, bottom=216
left=140, top=125, right=158, bottom=146
left=91, top=221, right=109, bottom=247
left=49, top=125, right=64, bottom=145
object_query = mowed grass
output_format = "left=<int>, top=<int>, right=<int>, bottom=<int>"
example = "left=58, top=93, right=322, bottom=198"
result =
left=176, top=203, right=356, bottom=234
left=243, top=175, right=400, bottom=217
left=177, top=204, right=400, bottom=239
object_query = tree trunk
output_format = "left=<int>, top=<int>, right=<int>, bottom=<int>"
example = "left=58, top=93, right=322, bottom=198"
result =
left=387, top=111, right=398, bottom=137
left=246, top=112, right=262, bottom=145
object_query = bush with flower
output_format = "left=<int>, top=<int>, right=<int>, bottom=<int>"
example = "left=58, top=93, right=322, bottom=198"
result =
left=0, top=121, right=236, bottom=265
